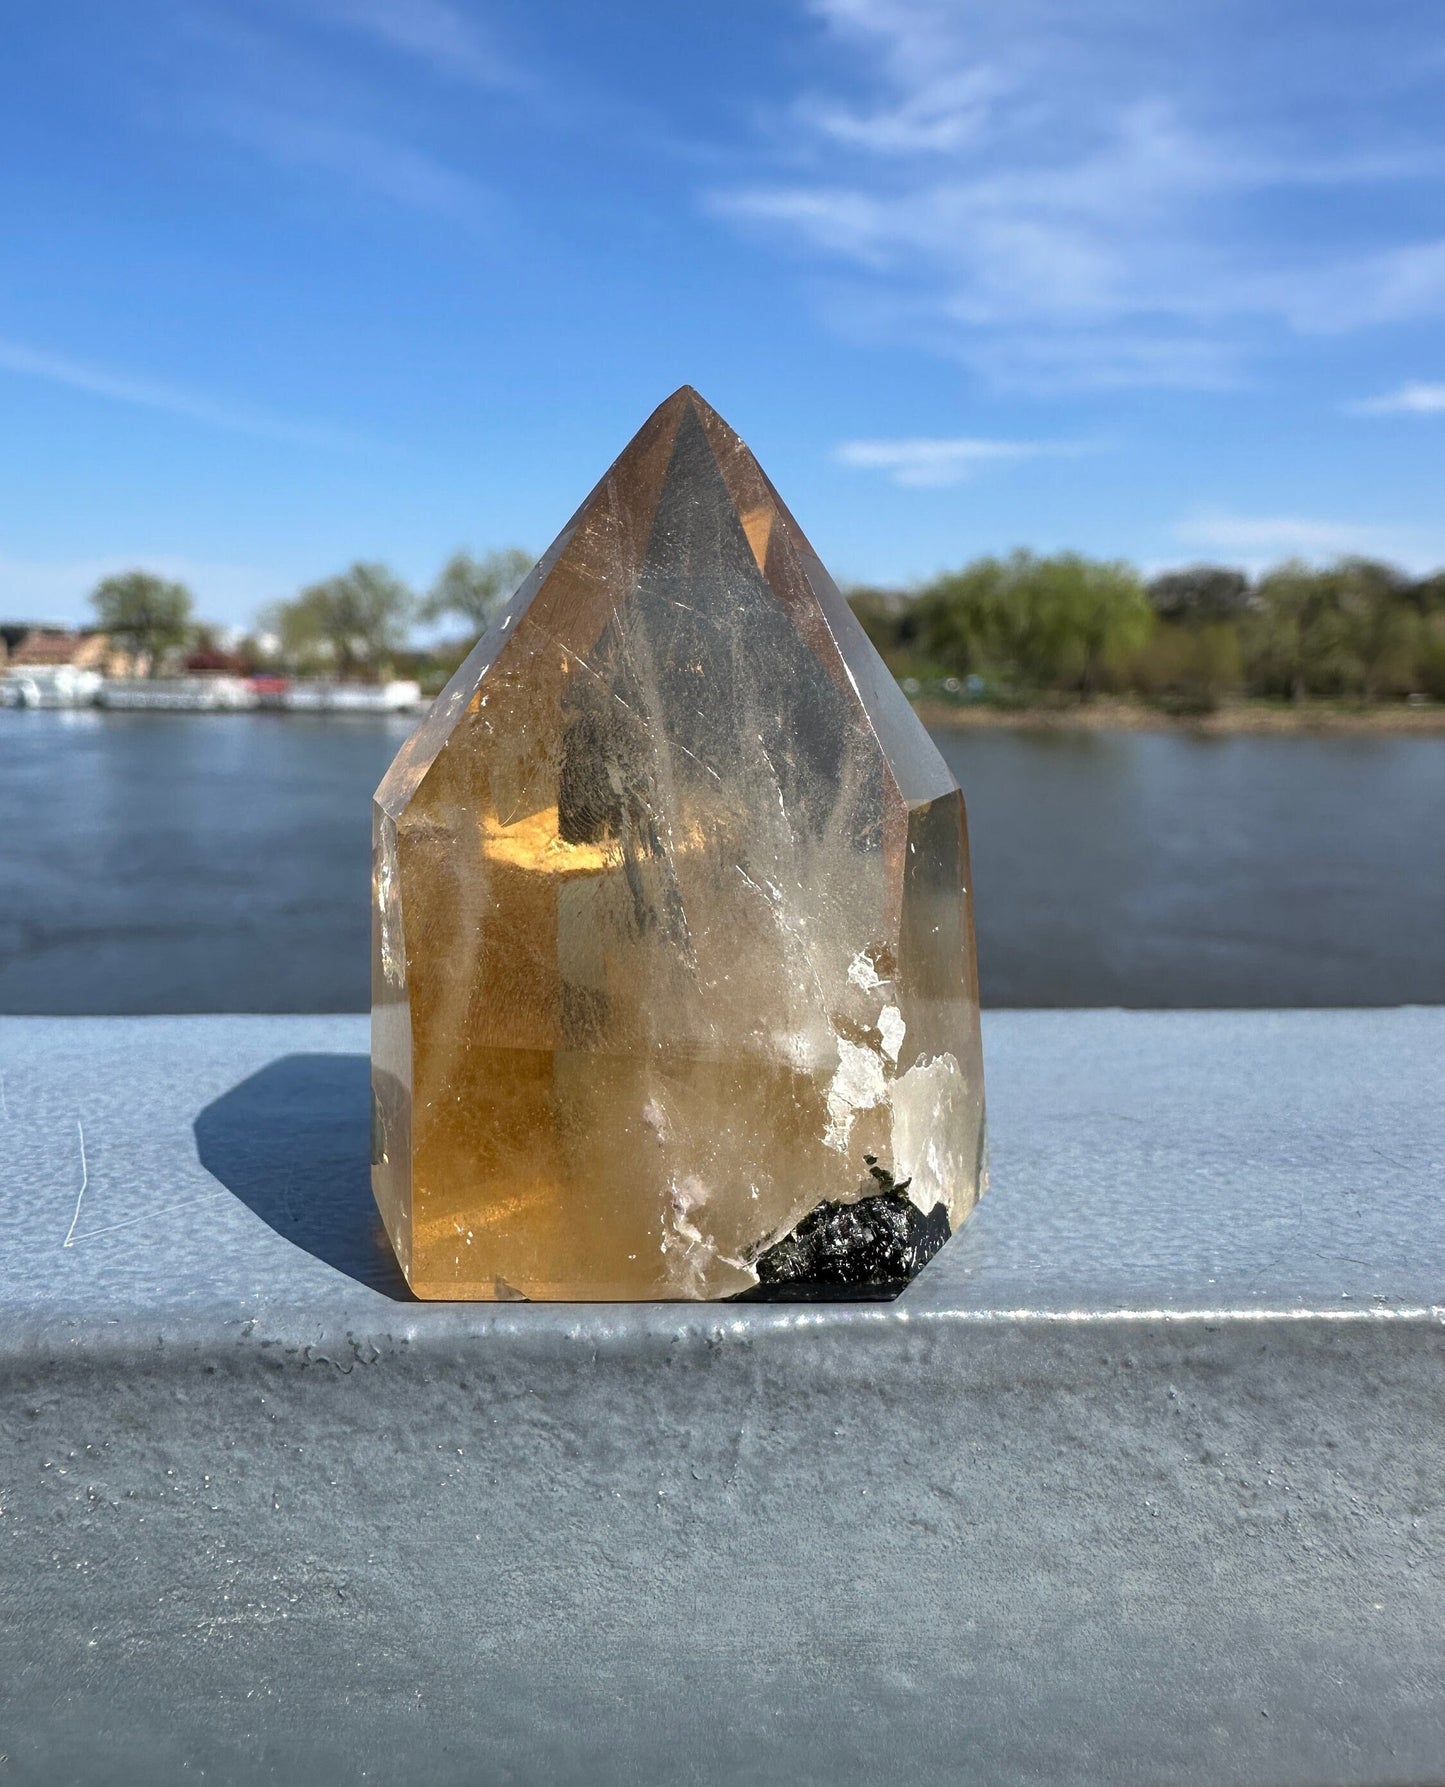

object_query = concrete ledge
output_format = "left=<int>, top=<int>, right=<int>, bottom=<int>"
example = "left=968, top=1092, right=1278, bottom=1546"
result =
left=2, top=1010, right=1442, bottom=1785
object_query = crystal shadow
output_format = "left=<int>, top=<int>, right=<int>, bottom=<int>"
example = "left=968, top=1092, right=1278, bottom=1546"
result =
left=195, top=1053, right=413, bottom=1300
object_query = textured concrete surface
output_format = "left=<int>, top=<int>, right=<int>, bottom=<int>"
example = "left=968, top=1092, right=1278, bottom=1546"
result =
left=1, top=1009, right=1442, bottom=1785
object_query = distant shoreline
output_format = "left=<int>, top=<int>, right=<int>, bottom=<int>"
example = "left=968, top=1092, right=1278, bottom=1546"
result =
left=6, top=683, right=1444, bottom=736
left=914, top=696, right=1445, bottom=736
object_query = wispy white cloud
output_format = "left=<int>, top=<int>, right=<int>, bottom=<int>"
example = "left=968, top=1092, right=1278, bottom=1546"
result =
left=1348, top=380, right=1445, bottom=416
left=707, top=0, right=1445, bottom=389
left=954, top=331, right=1244, bottom=394
left=712, top=186, right=895, bottom=268
left=1170, top=510, right=1445, bottom=574
left=307, top=0, right=520, bottom=91
left=213, top=105, right=488, bottom=219
left=799, top=63, right=1003, bottom=156
left=1249, top=241, right=1445, bottom=335
left=0, top=336, right=367, bottom=448
left=836, top=434, right=1088, bottom=486
left=1175, top=512, right=1383, bottom=558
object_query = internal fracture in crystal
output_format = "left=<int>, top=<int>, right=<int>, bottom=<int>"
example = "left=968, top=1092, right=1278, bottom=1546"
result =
left=371, top=387, right=985, bottom=1300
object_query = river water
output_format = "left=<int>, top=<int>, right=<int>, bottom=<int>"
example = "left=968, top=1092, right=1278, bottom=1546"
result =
left=2, top=709, right=1441, bottom=1013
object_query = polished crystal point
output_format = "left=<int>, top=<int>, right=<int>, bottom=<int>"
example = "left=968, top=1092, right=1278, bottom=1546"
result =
left=372, top=387, right=985, bottom=1300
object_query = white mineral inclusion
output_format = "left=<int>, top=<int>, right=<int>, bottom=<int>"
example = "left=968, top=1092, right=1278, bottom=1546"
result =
left=890, top=1053, right=970, bottom=1215
left=823, top=1018, right=971, bottom=1221
left=877, top=1004, right=906, bottom=1064
left=667, top=1172, right=708, bottom=1243
left=663, top=1171, right=749, bottom=1289
left=847, top=949, right=885, bottom=992
left=823, top=1037, right=889, bottom=1152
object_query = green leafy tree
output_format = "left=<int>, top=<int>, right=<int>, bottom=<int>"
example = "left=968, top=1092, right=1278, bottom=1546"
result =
left=1246, top=561, right=1351, bottom=700
left=990, top=554, right=1080, bottom=688
left=1188, top=623, right=1244, bottom=703
left=1416, top=614, right=1445, bottom=699
left=267, top=562, right=414, bottom=679
left=1244, top=559, right=1426, bottom=700
left=912, top=558, right=1008, bottom=678
left=421, top=548, right=532, bottom=637
left=1041, top=553, right=1154, bottom=695
left=1129, top=621, right=1243, bottom=709
left=1147, top=565, right=1253, bottom=626
left=913, top=551, right=1153, bottom=693
left=1332, top=558, right=1419, bottom=700
left=1401, top=570, right=1445, bottom=615
left=90, top=570, right=194, bottom=674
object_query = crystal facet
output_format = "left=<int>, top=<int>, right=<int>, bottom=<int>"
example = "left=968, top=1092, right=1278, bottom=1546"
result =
left=371, top=388, right=985, bottom=1300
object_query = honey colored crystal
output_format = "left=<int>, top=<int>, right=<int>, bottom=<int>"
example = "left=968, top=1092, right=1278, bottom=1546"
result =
left=371, top=388, right=985, bottom=1300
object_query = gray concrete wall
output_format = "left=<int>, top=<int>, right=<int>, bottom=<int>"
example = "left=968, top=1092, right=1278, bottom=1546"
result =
left=2, top=1011, right=1442, bottom=1785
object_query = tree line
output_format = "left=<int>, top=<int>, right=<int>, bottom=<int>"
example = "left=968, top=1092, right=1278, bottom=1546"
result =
left=848, top=552, right=1445, bottom=709
left=86, top=550, right=532, bottom=683
left=85, top=547, right=1445, bottom=707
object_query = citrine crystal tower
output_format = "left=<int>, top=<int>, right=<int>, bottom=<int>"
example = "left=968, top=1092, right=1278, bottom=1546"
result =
left=372, top=388, right=985, bottom=1300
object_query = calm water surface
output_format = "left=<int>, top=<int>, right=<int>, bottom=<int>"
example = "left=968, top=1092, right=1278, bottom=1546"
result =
left=2, top=709, right=1441, bottom=1012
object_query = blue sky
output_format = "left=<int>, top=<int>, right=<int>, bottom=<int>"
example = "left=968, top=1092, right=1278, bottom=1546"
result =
left=3, top=0, right=1445, bottom=627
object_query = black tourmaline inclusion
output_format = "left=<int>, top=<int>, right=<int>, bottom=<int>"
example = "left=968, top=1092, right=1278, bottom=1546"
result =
left=735, top=1188, right=952, bottom=1302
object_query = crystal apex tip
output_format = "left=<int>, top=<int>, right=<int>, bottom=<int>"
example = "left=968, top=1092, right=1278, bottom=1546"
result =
left=648, top=383, right=734, bottom=433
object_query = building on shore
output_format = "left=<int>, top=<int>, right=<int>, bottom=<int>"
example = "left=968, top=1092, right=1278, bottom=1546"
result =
left=1, top=624, right=422, bottom=712
left=1, top=626, right=151, bottom=705
left=4, top=629, right=103, bottom=707
left=6, top=627, right=142, bottom=676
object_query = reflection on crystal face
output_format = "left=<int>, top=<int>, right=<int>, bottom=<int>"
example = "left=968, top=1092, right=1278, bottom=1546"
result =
left=372, top=387, right=985, bottom=1300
